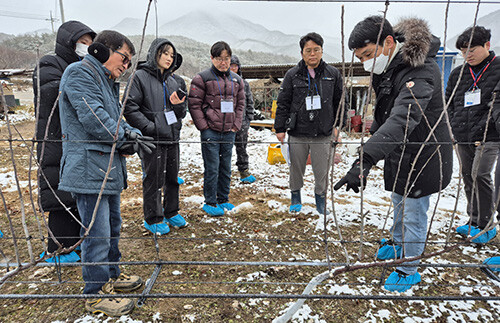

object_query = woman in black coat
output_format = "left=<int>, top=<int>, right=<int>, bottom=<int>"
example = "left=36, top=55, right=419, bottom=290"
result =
left=124, top=38, right=188, bottom=234
left=33, top=20, right=95, bottom=262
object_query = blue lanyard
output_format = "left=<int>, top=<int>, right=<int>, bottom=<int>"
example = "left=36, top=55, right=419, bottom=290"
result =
left=307, top=72, right=319, bottom=96
left=163, top=81, right=170, bottom=111
left=211, top=70, right=234, bottom=100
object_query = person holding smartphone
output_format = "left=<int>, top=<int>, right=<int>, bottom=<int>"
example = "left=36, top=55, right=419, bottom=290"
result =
left=124, top=38, right=188, bottom=234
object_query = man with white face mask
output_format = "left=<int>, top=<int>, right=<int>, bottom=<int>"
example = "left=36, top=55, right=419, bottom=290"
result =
left=33, top=21, right=95, bottom=264
left=334, top=16, right=453, bottom=292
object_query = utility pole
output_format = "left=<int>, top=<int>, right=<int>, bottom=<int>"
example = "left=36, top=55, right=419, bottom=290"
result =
left=59, top=0, right=65, bottom=23
left=49, top=11, right=55, bottom=32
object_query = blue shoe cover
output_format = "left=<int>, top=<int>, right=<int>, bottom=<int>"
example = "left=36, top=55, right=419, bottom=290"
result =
left=240, top=175, right=256, bottom=184
left=484, top=257, right=500, bottom=272
left=289, top=204, right=302, bottom=212
left=40, top=250, right=81, bottom=263
left=218, top=202, right=235, bottom=211
left=377, top=239, right=402, bottom=260
left=471, top=227, right=497, bottom=244
left=203, top=204, right=224, bottom=217
left=0, top=229, right=3, bottom=238
left=177, top=177, right=185, bottom=185
left=456, top=224, right=473, bottom=235
left=165, top=214, right=188, bottom=228
left=384, top=271, right=421, bottom=292
left=144, top=220, right=170, bottom=235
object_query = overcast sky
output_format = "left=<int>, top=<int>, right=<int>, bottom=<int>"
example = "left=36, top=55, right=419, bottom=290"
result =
left=1, top=0, right=498, bottom=43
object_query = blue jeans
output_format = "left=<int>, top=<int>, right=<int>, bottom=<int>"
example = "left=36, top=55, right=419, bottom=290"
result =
left=201, top=128, right=236, bottom=205
left=391, top=192, right=430, bottom=275
left=75, top=193, right=121, bottom=294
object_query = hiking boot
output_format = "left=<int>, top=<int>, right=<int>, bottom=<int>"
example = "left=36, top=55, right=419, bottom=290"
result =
left=218, top=202, right=235, bottom=211
left=470, top=227, right=497, bottom=244
left=377, top=239, right=402, bottom=260
left=165, top=214, right=188, bottom=228
left=111, top=273, right=143, bottom=292
left=85, top=282, right=135, bottom=317
left=315, top=193, right=330, bottom=215
left=144, top=220, right=170, bottom=235
left=203, top=204, right=224, bottom=217
left=290, top=190, right=302, bottom=212
left=384, top=270, right=421, bottom=292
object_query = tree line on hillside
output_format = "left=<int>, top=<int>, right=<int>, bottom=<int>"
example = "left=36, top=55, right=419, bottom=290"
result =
left=0, top=33, right=295, bottom=77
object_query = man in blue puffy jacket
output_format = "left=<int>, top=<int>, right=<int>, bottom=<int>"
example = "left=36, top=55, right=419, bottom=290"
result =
left=59, top=30, right=152, bottom=316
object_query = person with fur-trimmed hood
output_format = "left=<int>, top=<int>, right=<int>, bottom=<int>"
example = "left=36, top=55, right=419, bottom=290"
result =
left=335, top=16, right=453, bottom=292
left=230, top=55, right=256, bottom=183
left=124, top=38, right=189, bottom=234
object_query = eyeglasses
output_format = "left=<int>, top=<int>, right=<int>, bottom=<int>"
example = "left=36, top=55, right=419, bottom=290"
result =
left=303, top=47, right=322, bottom=55
left=113, top=50, right=131, bottom=67
left=214, top=56, right=231, bottom=63
left=460, top=47, right=477, bottom=56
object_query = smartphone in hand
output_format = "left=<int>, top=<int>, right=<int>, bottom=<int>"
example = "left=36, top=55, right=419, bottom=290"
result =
left=176, top=89, right=187, bottom=100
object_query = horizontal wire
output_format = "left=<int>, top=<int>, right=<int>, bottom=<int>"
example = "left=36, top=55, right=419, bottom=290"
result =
left=227, top=0, right=500, bottom=4
left=1, top=292, right=500, bottom=301
left=1, top=260, right=498, bottom=269
left=0, top=138, right=486, bottom=145
left=9, top=235, right=500, bottom=246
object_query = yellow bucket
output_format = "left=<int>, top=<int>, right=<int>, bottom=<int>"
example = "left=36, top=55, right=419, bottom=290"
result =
left=267, top=143, right=286, bottom=165
left=271, top=100, right=278, bottom=119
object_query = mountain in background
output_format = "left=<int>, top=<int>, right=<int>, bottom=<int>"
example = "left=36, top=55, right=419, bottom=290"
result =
left=111, top=10, right=342, bottom=62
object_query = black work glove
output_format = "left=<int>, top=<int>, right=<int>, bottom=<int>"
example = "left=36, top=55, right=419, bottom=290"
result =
left=334, top=158, right=372, bottom=193
left=119, top=130, right=155, bottom=156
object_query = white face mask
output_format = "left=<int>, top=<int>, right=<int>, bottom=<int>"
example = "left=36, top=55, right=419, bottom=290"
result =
left=363, top=52, right=389, bottom=75
left=75, top=43, right=89, bottom=57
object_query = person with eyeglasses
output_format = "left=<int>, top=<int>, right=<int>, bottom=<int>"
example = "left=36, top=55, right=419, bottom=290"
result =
left=274, top=32, right=345, bottom=215
left=188, top=41, right=246, bottom=216
left=58, top=30, right=151, bottom=316
left=446, top=26, right=500, bottom=245
left=124, top=38, right=188, bottom=235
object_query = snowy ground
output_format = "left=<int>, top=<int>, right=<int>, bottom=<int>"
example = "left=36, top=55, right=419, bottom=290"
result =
left=2, top=108, right=500, bottom=322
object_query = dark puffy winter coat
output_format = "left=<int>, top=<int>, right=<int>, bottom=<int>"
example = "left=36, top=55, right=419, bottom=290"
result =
left=230, top=55, right=255, bottom=121
left=446, top=51, right=500, bottom=143
left=188, top=66, right=245, bottom=132
left=124, top=38, right=187, bottom=141
left=33, top=20, right=95, bottom=211
left=492, top=80, right=500, bottom=134
left=274, top=59, right=344, bottom=137
left=363, top=18, right=453, bottom=198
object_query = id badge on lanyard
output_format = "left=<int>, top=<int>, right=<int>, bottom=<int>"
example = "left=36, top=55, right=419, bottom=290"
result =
left=164, top=110, right=177, bottom=125
left=464, top=88, right=481, bottom=107
left=221, top=99, right=234, bottom=113
left=305, top=95, right=321, bottom=111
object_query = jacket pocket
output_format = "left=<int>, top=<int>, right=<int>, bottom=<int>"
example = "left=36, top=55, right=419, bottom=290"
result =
left=86, top=147, right=118, bottom=182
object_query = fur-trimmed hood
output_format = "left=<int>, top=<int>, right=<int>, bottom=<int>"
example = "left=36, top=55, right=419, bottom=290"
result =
left=394, top=17, right=440, bottom=68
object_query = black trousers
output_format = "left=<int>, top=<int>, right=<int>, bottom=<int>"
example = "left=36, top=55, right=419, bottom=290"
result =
left=142, top=142, right=180, bottom=225
left=235, top=118, right=250, bottom=173
left=457, top=142, right=500, bottom=229
left=47, top=207, right=81, bottom=253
